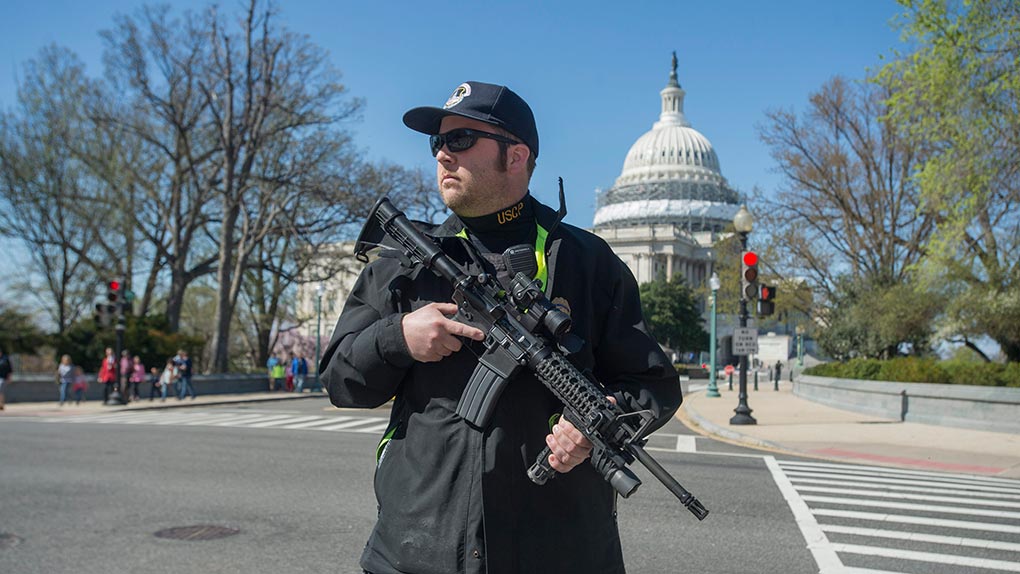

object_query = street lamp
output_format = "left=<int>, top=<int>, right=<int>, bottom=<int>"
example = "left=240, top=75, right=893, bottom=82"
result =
left=706, top=272, right=721, bottom=398
left=730, top=205, right=757, bottom=425
left=315, top=283, right=324, bottom=392
left=796, top=324, right=805, bottom=368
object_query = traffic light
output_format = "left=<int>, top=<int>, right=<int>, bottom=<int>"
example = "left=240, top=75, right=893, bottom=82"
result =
left=758, top=284, right=777, bottom=316
left=741, top=251, right=759, bottom=301
left=107, top=280, right=121, bottom=309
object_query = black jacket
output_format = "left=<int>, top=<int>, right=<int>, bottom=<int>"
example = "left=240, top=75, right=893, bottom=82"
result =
left=321, top=198, right=681, bottom=574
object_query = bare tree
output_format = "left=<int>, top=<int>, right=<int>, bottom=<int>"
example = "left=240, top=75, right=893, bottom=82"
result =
left=0, top=47, right=113, bottom=332
left=756, top=76, right=938, bottom=357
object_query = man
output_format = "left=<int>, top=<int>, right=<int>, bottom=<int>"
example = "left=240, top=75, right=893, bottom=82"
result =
left=292, top=354, right=308, bottom=393
left=320, top=81, right=681, bottom=574
left=174, top=349, right=195, bottom=400
left=0, top=348, right=12, bottom=410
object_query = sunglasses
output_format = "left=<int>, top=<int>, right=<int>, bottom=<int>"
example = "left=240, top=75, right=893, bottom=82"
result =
left=429, top=128, right=521, bottom=157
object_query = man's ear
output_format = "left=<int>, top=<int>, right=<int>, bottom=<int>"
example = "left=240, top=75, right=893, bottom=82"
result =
left=507, top=144, right=530, bottom=175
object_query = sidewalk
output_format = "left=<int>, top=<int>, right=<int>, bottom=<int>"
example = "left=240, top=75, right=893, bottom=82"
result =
left=0, top=390, right=328, bottom=417
left=678, top=381, right=1020, bottom=478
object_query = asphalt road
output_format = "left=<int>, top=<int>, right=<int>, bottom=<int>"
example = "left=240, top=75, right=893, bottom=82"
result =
left=2, top=398, right=1017, bottom=574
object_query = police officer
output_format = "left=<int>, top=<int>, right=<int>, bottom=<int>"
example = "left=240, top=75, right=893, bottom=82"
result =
left=321, top=81, right=681, bottom=574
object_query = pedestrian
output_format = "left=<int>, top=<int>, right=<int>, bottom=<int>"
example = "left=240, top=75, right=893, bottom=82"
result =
left=775, top=360, right=783, bottom=384
left=147, top=367, right=161, bottom=401
left=174, top=349, right=195, bottom=400
left=0, top=348, right=10, bottom=410
left=266, top=354, right=280, bottom=391
left=158, top=359, right=176, bottom=402
left=269, top=355, right=285, bottom=392
left=71, top=366, right=88, bottom=404
left=119, top=350, right=132, bottom=391
left=56, top=354, right=74, bottom=406
left=97, top=347, right=117, bottom=403
left=128, top=355, right=146, bottom=402
left=320, top=81, right=681, bottom=574
left=284, top=355, right=295, bottom=392
left=292, top=354, right=308, bottom=393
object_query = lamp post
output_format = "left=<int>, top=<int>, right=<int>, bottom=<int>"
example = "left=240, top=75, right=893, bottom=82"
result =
left=796, top=324, right=805, bottom=368
left=706, top=272, right=721, bottom=398
left=315, top=283, right=324, bottom=392
left=730, top=205, right=757, bottom=425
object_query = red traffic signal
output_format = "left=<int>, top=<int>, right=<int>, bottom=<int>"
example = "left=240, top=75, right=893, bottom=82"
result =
left=760, top=284, right=776, bottom=301
left=109, top=280, right=121, bottom=291
left=741, top=251, right=759, bottom=300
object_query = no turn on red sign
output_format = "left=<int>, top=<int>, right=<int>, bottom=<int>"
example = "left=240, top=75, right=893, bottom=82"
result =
left=732, top=327, right=759, bottom=356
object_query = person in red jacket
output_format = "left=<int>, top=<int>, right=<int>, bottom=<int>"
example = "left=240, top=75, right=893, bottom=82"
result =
left=97, top=347, right=118, bottom=403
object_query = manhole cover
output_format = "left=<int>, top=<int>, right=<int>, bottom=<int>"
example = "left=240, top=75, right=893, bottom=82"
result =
left=154, top=525, right=240, bottom=541
left=0, top=533, right=23, bottom=549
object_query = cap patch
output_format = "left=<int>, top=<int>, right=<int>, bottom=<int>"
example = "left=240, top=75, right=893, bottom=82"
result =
left=444, top=83, right=471, bottom=109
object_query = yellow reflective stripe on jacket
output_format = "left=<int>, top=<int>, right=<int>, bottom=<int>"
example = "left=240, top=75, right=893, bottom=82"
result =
left=456, top=223, right=549, bottom=293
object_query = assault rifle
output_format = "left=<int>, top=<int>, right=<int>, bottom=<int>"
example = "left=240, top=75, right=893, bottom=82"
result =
left=354, top=196, right=708, bottom=521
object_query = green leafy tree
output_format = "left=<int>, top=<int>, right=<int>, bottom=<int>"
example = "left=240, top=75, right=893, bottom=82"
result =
left=0, top=303, right=48, bottom=354
left=881, top=0, right=1020, bottom=361
left=816, top=276, right=943, bottom=360
left=639, top=274, right=709, bottom=356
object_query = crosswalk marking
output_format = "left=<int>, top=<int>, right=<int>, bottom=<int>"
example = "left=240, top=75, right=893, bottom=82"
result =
left=832, top=542, right=1020, bottom=572
left=784, top=470, right=1020, bottom=495
left=797, top=485, right=1020, bottom=508
left=819, top=524, right=1020, bottom=553
left=25, top=409, right=392, bottom=436
left=811, top=508, right=1020, bottom=534
left=772, top=457, right=1020, bottom=573
left=801, top=494, right=1020, bottom=520
left=786, top=476, right=1020, bottom=500
left=278, top=416, right=353, bottom=429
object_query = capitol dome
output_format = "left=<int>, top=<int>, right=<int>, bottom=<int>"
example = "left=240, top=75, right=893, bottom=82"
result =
left=593, top=55, right=740, bottom=230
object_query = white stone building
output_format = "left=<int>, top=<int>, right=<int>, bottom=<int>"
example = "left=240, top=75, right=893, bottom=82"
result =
left=592, top=54, right=741, bottom=288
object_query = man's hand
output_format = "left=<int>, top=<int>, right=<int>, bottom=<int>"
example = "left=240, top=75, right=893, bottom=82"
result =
left=402, top=302, right=485, bottom=362
left=545, top=396, right=617, bottom=474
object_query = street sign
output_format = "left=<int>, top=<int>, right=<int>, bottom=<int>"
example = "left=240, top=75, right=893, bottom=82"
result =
left=732, top=327, right=759, bottom=355
left=724, top=365, right=734, bottom=375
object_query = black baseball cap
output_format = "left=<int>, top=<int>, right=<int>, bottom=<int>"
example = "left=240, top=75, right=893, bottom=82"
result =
left=403, top=81, right=539, bottom=158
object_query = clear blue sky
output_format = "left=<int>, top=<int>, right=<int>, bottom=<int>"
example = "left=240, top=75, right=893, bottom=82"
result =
left=0, top=0, right=906, bottom=231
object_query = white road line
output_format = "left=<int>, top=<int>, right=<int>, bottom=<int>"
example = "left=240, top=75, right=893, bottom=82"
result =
left=778, top=459, right=1020, bottom=484
left=778, top=461, right=1020, bottom=490
left=797, top=485, right=1020, bottom=509
left=212, top=414, right=296, bottom=427
left=317, top=418, right=388, bottom=431
left=278, top=417, right=353, bottom=429
left=764, top=456, right=845, bottom=573
left=784, top=471, right=1020, bottom=495
left=812, top=508, right=1020, bottom=534
left=831, top=542, right=1020, bottom=572
left=840, top=568, right=909, bottom=574
left=245, top=415, right=326, bottom=428
left=820, top=524, right=1020, bottom=553
left=181, top=413, right=274, bottom=426
left=350, top=422, right=393, bottom=434
left=786, top=476, right=1020, bottom=501
left=675, top=436, right=697, bottom=452
left=802, top=494, right=1020, bottom=520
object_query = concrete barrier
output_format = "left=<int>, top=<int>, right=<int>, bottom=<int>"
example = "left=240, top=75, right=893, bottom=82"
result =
left=0, top=373, right=304, bottom=403
left=795, top=375, right=1020, bottom=434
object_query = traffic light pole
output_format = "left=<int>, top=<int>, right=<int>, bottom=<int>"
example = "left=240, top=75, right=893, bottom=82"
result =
left=104, top=281, right=127, bottom=405
left=730, top=232, right=756, bottom=425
